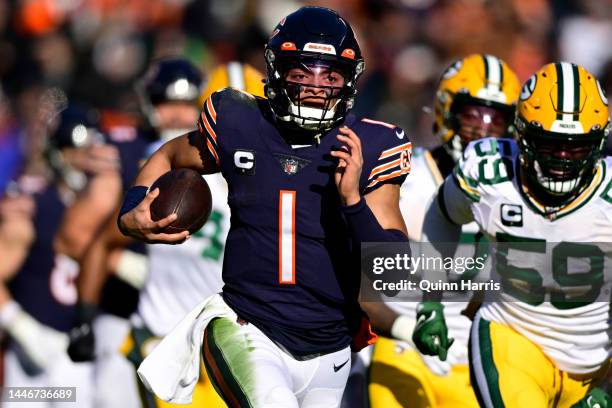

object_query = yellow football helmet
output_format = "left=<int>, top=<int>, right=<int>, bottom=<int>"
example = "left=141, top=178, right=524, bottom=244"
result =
left=433, top=54, right=520, bottom=160
left=198, top=62, right=265, bottom=106
left=516, top=62, right=610, bottom=201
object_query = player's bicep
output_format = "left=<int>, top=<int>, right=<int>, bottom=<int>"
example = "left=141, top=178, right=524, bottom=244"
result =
left=363, top=138, right=412, bottom=194
left=364, top=184, right=408, bottom=235
left=155, top=132, right=219, bottom=174
left=196, top=93, right=222, bottom=170
left=186, top=131, right=220, bottom=173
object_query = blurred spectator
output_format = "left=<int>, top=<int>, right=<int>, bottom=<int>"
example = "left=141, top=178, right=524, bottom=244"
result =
left=558, top=0, right=612, bottom=75
left=0, top=0, right=609, bottom=179
left=0, top=87, right=25, bottom=196
left=373, top=44, right=439, bottom=148
left=600, top=58, right=612, bottom=155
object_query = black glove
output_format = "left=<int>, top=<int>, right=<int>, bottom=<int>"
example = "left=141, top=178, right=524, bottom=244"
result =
left=67, top=302, right=97, bottom=362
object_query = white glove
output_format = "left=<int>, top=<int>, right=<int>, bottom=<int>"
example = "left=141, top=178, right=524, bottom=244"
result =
left=0, top=301, right=69, bottom=370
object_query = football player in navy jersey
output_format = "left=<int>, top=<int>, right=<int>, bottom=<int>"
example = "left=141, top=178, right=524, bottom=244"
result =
left=0, top=104, right=120, bottom=407
left=65, top=58, right=205, bottom=407
left=119, top=7, right=411, bottom=407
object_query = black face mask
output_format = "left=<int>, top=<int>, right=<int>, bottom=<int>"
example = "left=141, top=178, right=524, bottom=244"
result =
left=519, top=126, right=606, bottom=203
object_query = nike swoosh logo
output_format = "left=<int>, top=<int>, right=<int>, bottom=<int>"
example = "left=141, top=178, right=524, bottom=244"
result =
left=395, top=129, right=405, bottom=139
left=333, top=359, right=349, bottom=372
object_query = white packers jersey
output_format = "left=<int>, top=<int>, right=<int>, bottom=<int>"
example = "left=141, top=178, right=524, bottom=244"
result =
left=137, top=173, right=230, bottom=336
left=451, top=137, right=612, bottom=374
left=387, top=147, right=480, bottom=365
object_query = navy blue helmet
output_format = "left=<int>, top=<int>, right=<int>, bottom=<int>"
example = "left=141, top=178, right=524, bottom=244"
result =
left=48, top=104, right=102, bottom=149
left=265, top=7, right=365, bottom=133
left=45, top=103, right=104, bottom=190
left=141, top=58, right=204, bottom=106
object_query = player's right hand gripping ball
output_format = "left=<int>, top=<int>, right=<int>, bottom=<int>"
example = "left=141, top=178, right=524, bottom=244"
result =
left=412, top=301, right=454, bottom=361
left=149, top=168, right=212, bottom=234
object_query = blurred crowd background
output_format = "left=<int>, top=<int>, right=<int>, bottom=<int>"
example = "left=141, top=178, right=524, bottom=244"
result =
left=1, top=0, right=612, bottom=195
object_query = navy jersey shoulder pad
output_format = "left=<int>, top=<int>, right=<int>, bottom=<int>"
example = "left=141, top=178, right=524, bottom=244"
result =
left=197, top=87, right=261, bottom=165
left=351, top=117, right=412, bottom=193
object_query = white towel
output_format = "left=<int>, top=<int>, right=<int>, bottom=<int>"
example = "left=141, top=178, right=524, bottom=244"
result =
left=137, top=294, right=235, bottom=404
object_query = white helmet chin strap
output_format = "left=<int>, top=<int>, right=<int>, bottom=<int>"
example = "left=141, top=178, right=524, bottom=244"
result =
left=278, top=98, right=341, bottom=131
left=533, top=160, right=581, bottom=196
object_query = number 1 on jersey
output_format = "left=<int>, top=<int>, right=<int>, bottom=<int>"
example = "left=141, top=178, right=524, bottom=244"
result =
left=279, top=190, right=296, bottom=284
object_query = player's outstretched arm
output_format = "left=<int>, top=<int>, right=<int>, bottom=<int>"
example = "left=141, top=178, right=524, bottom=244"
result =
left=68, top=207, right=136, bottom=362
left=411, top=177, right=477, bottom=360
left=118, top=131, right=217, bottom=244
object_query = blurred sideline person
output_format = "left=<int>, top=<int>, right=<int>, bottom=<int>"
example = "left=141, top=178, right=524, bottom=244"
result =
left=414, top=62, right=611, bottom=408
left=58, top=110, right=152, bottom=407
left=119, top=7, right=412, bottom=407
left=363, top=54, right=520, bottom=408
left=0, top=104, right=121, bottom=407
left=69, top=58, right=263, bottom=408
left=66, top=58, right=205, bottom=408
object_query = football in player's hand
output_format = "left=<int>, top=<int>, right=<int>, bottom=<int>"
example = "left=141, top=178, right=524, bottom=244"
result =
left=149, top=168, right=212, bottom=234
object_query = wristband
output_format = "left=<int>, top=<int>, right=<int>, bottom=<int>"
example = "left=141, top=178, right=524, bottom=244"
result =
left=76, top=301, right=98, bottom=324
left=117, top=186, right=148, bottom=233
left=341, top=197, right=408, bottom=243
left=390, top=314, right=416, bottom=345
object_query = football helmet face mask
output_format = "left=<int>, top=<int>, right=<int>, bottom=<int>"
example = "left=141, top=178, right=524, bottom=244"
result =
left=516, top=62, right=610, bottom=203
left=265, top=6, right=365, bottom=133
left=433, top=54, right=520, bottom=161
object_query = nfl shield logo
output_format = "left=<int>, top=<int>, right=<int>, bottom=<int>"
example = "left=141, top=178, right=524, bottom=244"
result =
left=283, top=159, right=299, bottom=175
left=274, top=154, right=310, bottom=176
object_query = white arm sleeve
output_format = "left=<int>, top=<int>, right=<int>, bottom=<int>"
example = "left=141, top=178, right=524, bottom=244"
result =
left=440, top=175, right=475, bottom=226
left=419, top=176, right=476, bottom=300
left=422, top=175, right=473, bottom=244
